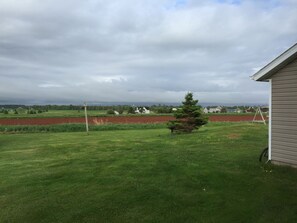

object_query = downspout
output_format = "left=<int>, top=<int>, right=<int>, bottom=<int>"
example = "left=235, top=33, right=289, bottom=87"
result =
left=268, top=79, right=272, bottom=160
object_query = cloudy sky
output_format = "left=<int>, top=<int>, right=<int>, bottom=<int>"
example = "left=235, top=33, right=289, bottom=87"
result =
left=0, top=0, right=296, bottom=105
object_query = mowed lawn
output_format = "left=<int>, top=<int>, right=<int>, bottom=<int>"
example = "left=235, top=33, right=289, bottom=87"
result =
left=1, top=123, right=297, bottom=222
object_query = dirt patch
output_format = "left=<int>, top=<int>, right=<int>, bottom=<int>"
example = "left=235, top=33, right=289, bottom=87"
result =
left=0, top=115, right=267, bottom=126
left=227, top=133, right=241, bottom=139
left=0, top=116, right=174, bottom=125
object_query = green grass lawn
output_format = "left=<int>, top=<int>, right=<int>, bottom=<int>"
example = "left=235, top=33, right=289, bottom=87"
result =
left=1, top=123, right=297, bottom=222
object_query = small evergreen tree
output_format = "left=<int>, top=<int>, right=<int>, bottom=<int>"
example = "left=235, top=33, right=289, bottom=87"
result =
left=167, top=92, right=208, bottom=133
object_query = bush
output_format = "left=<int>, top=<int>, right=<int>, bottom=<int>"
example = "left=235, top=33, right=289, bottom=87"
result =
left=118, top=108, right=124, bottom=114
left=127, top=107, right=135, bottom=114
left=27, top=109, right=37, bottom=114
left=106, top=110, right=115, bottom=115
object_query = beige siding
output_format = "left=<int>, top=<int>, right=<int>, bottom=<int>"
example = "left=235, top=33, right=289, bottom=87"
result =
left=271, top=57, right=297, bottom=166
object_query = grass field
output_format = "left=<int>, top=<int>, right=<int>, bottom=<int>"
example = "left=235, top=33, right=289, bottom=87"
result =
left=1, top=123, right=297, bottom=222
left=0, top=109, right=173, bottom=118
left=0, top=110, right=108, bottom=118
left=0, top=123, right=166, bottom=133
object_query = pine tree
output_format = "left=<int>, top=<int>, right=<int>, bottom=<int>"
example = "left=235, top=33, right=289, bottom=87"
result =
left=168, top=92, right=208, bottom=133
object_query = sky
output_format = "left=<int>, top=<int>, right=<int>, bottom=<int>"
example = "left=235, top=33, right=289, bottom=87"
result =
left=0, top=0, right=297, bottom=105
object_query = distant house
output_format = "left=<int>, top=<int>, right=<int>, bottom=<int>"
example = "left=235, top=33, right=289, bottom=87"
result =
left=135, top=107, right=150, bottom=114
left=235, top=108, right=242, bottom=113
left=252, top=43, right=297, bottom=167
left=142, top=107, right=150, bottom=114
left=135, top=107, right=140, bottom=114
left=206, top=106, right=222, bottom=113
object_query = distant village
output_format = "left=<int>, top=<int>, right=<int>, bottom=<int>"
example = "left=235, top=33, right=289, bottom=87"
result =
left=110, top=105, right=269, bottom=115
left=202, top=106, right=269, bottom=114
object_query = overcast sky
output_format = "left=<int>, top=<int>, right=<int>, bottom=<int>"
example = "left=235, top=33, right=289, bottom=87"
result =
left=0, top=0, right=297, bottom=105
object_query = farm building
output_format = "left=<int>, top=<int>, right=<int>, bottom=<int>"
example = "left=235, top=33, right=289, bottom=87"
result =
left=252, top=43, right=297, bottom=167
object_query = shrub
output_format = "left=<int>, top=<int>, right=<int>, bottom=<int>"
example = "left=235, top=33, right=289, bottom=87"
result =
left=127, top=107, right=135, bottom=114
left=106, top=110, right=115, bottom=115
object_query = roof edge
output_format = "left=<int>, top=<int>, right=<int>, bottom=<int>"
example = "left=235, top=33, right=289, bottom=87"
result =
left=251, top=43, right=297, bottom=81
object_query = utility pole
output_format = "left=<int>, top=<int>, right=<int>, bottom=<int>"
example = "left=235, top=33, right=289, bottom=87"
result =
left=84, top=102, right=89, bottom=134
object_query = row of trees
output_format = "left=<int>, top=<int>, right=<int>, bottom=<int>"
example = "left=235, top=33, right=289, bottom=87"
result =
left=0, top=104, right=176, bottom=114
left=0, top=108, right=45, bottom=115
left=1, top=93, right=207, bottom=134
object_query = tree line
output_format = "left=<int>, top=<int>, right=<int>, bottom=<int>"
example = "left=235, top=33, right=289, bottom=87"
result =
left=0, top=104, right=179, bottom=114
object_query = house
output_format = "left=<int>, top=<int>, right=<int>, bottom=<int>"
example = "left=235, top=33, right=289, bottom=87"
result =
left=134, top=107, right=150, bottom=114
left=206, top=106, right=222, bottom=113
left=134, top=108, right=139, bottom=114
left=142, top=107, right=150, bottom=114
left=203, top=108, right=209, bottom=113
left=251, top=43, right=297, bottom=167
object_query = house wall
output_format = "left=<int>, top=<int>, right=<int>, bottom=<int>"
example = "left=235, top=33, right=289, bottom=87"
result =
left=271, top=57, right=297, bottom=166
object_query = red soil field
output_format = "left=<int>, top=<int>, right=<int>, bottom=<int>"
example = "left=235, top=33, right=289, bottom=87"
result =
left=0, top=115, right=266, bottom=126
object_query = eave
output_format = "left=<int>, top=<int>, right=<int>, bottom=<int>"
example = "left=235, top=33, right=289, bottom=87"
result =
left=251, top=43, right=297, bottom=82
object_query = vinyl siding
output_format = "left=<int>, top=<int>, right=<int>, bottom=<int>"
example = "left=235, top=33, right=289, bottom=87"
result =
left=271, top=57, right=297, bottom=166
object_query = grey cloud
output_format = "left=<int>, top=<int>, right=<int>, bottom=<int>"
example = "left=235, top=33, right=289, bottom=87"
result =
left=0, top=0, right=296, bottom=104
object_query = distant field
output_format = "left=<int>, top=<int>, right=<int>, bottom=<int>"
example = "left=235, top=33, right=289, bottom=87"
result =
left=1, top=123, right=297, bottom=222
left=0, top=110, right=173, bottom=118
left=0, top=109, right=263, bottom=119
left=0, top=115, right=267, bottom=126
left=0, top=110, right=107, bottom=118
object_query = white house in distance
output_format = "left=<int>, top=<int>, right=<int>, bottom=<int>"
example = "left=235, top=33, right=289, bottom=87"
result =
left=142, top=107, right=150, bottom=114
left=135, top=107, right=150, bottom=114
left=252, top=43, right=297, bottom=167
left=204, top=106, right=222, bottom=113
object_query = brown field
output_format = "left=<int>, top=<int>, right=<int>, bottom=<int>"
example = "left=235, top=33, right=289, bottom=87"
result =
left=0, top=115, right=266, bottom=125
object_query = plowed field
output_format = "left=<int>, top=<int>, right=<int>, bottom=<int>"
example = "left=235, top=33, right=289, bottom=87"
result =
left=0, top=115, right=266, bottom=125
